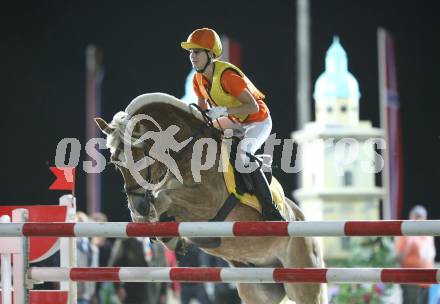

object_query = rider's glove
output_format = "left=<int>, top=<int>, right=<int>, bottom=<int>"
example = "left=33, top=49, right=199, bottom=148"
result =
left=207, top=106, right=228, bottom=120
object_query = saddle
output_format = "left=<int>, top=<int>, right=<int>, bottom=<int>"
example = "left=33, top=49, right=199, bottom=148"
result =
left=221, top=137, right=285, bottom=220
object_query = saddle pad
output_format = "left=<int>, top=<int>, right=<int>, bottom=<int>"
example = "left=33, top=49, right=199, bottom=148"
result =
left=220, top=143, right=286, bottom=215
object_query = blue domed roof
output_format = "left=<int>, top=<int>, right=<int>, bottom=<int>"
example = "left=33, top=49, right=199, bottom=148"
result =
left=314, top=37, right=360, bottom=101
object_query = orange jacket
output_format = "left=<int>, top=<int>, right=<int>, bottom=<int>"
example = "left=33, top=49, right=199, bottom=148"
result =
left=395, top=235, right=436, bottom=287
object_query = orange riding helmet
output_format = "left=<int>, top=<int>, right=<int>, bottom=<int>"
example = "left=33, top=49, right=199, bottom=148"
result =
left=181, top=28, right=222, bottom=58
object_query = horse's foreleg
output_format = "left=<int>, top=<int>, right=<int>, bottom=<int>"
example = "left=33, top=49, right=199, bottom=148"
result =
left=281, top=237, right=327, bottom=304
left=236, top=283, right=286, bottom=304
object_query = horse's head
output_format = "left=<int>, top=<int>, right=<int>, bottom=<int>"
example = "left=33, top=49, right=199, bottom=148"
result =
left=95, top=93, right=223, bottom=223
left=95, top=112, right=160, bottom=222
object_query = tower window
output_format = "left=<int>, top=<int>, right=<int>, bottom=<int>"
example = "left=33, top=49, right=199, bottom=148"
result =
left=340, top=105, right=347, bottom=112
left=343, top=171, right=353, bottom=186
left=327, top=106, right=333, bottom=113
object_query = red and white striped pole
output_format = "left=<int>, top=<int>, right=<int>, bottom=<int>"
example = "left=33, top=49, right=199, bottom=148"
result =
left=1, top=220, right=440, bottom=237
left=29, top=267, right=440, bottom=285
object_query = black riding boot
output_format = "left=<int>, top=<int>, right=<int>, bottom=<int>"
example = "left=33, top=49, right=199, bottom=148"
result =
left=249, top=168, right=284, bottom=221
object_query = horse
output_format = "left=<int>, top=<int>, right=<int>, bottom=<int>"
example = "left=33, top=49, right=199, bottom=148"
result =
left=95, top=93, right=327, bottom=304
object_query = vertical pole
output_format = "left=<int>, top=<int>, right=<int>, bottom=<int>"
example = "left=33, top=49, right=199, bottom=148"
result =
left=296, top=0, right=311, bottom=129
left=1, top=215, right=12, bottom=304
left=60, top=194, right=77, bottom=304
left=86, top=45, right=103, bottom=214
left=12, top=209, right=29, bottom=304
left=377, top=28, right=391, bottom=220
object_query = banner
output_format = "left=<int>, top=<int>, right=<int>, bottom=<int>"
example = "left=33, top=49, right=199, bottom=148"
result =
left=378, top=28, right=404, bottom=220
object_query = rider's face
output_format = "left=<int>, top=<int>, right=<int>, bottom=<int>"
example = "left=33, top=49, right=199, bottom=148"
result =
left=189, top=49, right=210, bottom=70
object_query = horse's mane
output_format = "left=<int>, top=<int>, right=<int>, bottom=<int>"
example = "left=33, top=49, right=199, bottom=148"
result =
left=125, top=92, right=205, bottom=122
left=106, top=93, right=208, bottom=154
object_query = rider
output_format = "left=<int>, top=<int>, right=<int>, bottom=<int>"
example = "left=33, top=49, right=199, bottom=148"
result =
left=181, top=27, right=282, bottom=220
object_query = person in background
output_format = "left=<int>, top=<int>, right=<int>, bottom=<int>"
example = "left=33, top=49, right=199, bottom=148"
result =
left=108, top=238, right=149, bottom=304
left=205, top=255, right=241, bottom=304
left=144, top=238, right=169, bottom=303
left=76, top=211, right=99, bottom=304
left=395, top=205, right=436, bottom=304
left=164, top=245, right=181, bottom=302
left=90, top=212, right=114, bottom=304
left=176, top=243, right=211, bottom=304
left=108, top=237, right=167, bottom=304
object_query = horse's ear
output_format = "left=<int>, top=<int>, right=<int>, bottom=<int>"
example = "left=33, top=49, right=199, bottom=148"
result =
left=95, top=117, right=114, bottom=135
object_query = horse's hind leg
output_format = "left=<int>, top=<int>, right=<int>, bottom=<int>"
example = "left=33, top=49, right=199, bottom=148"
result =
left=281, top=237, right=327, bottom=304
left=236, top=283, right=286, bottom=304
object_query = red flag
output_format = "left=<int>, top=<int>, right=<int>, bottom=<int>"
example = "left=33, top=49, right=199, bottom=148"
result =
left=220, top=35, right=242, bottom=67
left=49, top=167, right=76, bottom=193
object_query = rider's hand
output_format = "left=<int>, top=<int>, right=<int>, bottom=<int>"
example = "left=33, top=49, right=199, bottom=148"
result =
left=207, top=106, right=228, bottom=120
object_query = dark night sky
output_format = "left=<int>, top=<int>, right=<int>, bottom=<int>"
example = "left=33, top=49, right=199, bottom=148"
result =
left=1, top=1, right=439, bottom=224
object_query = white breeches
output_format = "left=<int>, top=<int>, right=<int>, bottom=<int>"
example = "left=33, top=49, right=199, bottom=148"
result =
left=214, top=115, right=272, bottom=154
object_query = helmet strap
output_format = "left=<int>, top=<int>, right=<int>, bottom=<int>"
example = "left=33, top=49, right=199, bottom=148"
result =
left=196, top=50, right=212, bottom=73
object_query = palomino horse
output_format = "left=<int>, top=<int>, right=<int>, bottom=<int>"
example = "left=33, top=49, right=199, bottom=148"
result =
left=96, top=93, right=326, bottom=304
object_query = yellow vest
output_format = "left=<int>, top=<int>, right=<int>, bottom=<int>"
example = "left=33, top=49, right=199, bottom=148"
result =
left=196, top=61, right=265, bottom=122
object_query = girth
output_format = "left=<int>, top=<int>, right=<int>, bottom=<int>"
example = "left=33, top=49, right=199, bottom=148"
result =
left=160, top=193, right=240, bottom=249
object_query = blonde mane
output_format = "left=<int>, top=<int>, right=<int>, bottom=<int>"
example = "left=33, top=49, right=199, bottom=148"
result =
left=125, top=92, right=204, bottom=120
left=105, top=92, right=204, bottom=154
left=106, top=111, right=129, bottom=154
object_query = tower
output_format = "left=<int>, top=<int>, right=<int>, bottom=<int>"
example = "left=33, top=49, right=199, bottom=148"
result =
left=292, top=37, right=385, bottom=259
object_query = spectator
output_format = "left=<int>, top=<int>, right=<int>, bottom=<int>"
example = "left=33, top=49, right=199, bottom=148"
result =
left=176, top=243, right=211, bottom=304
left=203, top=254, right=241, bottom=304
left=395, top=205, right=436, bottom=304
left=164, top=245, right=181, bottom=302
left=90, top=212, right=113, bottom=269
left=90, top=212, right=114, bottom=304
left=108, top=237, right=167, bottom=303
left=76, top=211, right=99, bottom=304
left=144, top=238, right=169, bottom=303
